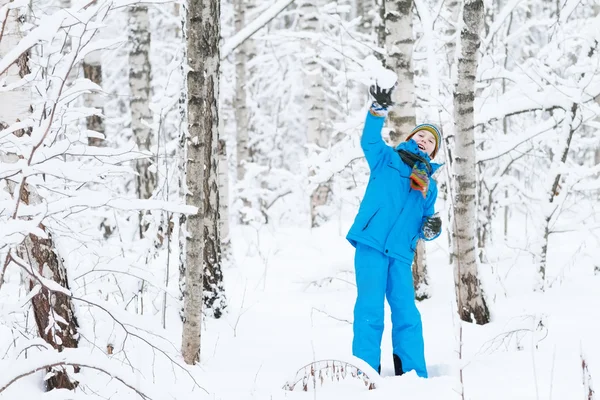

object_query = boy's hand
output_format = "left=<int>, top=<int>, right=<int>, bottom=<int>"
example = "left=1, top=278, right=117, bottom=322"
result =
left=422, top=213, right=442, bottom=240
left=370, top=85, right=394, bottom=108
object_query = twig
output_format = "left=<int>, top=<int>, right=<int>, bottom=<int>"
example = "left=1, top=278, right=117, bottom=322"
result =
left=7, top=252, right=208, bottom=394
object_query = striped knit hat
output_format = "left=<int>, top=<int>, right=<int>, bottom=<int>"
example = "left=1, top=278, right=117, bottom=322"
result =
left=405, top=123, right=442, bottom=159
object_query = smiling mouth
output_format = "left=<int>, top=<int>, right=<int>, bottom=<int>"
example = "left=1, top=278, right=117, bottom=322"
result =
left=418, top=144, right=425, bottom=151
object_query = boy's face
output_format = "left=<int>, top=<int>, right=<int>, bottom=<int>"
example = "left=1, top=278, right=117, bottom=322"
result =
left=413, top=130, right=437, bottom=157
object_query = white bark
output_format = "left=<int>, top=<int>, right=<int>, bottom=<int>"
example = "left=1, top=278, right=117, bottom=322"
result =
left=235, top=0, right=249, bottom=182
left=353, top=0, right=373, bottom=32
left=0, top=5, right=80, bottom=390
left=128, top=5, right=155, bottom=201
left=83, top=54, right=104, bottom=146
left=181, top=0, right=222, bottom=364
left=533, top=104, right=578, bottom=292
left=384, top=0, right=430, bottom=297
left=0, top=3, right=30, bottom=126
left=221, top=0, right=295, bottom=59
left=300, top=0, right=330, bottom=227
left=452, top=0, right=489, bottom=324
left=384, top=0, right=416, bottom=145
left=218, top=137, right=231, bottom=261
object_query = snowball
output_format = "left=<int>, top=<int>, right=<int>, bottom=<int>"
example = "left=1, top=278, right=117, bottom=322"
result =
left=376, top=68, right=398, bottom=89
left=361, top=55, right=397, bottom=89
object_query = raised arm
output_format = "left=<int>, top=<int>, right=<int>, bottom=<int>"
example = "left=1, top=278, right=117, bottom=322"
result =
left=361, top=105, right=388, bottom=170
left=361, top=85, right=394, bottom=171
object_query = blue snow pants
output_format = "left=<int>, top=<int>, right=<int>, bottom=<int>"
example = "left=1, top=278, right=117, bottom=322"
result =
left=352, top=243, right=428, bottom=378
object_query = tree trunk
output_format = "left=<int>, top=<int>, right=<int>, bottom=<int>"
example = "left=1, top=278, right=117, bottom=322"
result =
left=218, top=138, right=231, bottom=262
left=128, top=5, right=156, bottom=202
left=376, top=0, right=386, bottom=63
left=383, top=0, right=429, bottom=298
left=384, top=0, right=416, bottom=146
left=203, top=85, right=226, bottom=319
left=83, top=56, right=104, bottom=147
left=534, top=104, right=578, bottom=292
left=412, top=243, right=429, bottom=301
left=181, top=0, right=221, bottom=365
left=354, top=0, right=373, bottom=32
left=235, top=0, right=249, bottom=183
left=300, top=0, right=330, bottom=227
left=0, top=4, right=30, bottom=126
left=0, top=6, right=80, bottom=389
left=452, top=0, right=490, bottom=325
left=19, top=223, right=81, bottom=391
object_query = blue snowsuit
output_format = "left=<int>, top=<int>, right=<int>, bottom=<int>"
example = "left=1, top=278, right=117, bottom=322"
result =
left=346, top=110, right=441, bottom=378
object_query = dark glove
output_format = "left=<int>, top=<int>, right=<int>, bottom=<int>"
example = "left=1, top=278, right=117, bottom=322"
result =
left=422, top=213, right=442, bottom=240
left=369, top=84, right=394, bottom=109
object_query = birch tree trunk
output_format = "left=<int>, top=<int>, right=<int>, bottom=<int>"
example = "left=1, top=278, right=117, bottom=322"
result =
left=533, top=104, right=578, bottom=292
left=0, top=5, right=80, bottom=390
left=203, top=87, right=226, bottom=319
left=354, top=0, right=373, bottom=32
left=235, top=0, right=249, bottom=183
left=452, top=0, right=490, bottom=324
left=128, top=5, right=156, bottom=201
left=83, top=54, right=104, bottom=146
left=181, top=0, right=222, bottom=364
left=218, top=137, right=231, bottom=262
left=383, top=0, right=416, bottom=146
left=19, top=220, right=81, bottom=391
left=382, top=0, right=430, bottom=298
left=300, top=0, right=330, bottom=227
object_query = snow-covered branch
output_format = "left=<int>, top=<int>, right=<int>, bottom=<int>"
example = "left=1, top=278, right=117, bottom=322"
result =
left=221, top=0, right=296, bottom=59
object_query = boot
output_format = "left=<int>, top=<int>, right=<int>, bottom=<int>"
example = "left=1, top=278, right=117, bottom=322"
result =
left=393, top=354, right=403, bottom=376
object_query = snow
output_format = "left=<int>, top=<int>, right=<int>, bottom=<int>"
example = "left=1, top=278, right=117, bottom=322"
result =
left=360, top=55, right=398, bottom=89
left=221, top=0, right=296, bottom=59
left=2, top=0, right=600, bottom=399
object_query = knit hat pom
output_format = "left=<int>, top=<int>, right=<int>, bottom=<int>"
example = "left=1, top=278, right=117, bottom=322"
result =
left=405, top=123, right=442, bottom=159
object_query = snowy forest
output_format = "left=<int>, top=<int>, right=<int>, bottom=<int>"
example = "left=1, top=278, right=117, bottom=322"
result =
left=0, top=0, right=599, bottom=398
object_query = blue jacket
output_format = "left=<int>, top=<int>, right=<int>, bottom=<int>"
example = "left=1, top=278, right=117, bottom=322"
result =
left=346, top=111, right=442, bottom=264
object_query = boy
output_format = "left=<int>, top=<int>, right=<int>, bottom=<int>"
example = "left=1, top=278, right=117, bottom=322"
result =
left=346, top=85, right=443, bottom=378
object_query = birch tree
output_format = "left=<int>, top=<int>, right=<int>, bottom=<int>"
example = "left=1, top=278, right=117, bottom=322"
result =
left=235, top=0, right=249, bottom=184
left=83, top=55, right=104, bottom=146
left=0, top=4, right=80, bottom=391
left=181, top=0, right=222, bottom=364
left=451, top=0, right=490, bottom=324
left=128, top=4, right=156, bottom=202
left=383, top=0, right=415, bottom=145
left=300, top=0, right=330, bottom=227
left=382, top=0, right=430, bottom=298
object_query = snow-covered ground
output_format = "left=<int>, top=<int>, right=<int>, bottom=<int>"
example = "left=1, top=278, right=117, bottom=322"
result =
left=199, top=219, right=600, bottom=400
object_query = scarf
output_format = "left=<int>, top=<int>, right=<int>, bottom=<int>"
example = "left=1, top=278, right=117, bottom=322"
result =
left=397, top=148, right=433, bottom=199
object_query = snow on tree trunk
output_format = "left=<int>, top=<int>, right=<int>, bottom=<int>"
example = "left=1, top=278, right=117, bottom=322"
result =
left=128, top=5, right=156, bottom=202
left=443, top=0, right=462, bottom=67
left=235, top=0, right=249, bottom=183
left=412, top=243, right=429, bottom=301
left=383, top=0, right=429, bottom=298
left=19, top=221, right=81, bottom=391
left=0, top=4, right=30, bottom=126
left=354, top=0, right=373, bottom=32
left=83, top=55, right=104, bottom=146
left=0, top=7, right=80, bottom=389
left=203, top=106, right=226, bottom=319
left=300, top=0, right=330, bottom=227
left=451, top=0, right=490, bottom=325
left=218, top=137, right=231, bottom=261
left=383, top=0, right=416, bottom=146
left=533, top=104, right=578, bottom=292
left=181, top=0, right=222, bottom=364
